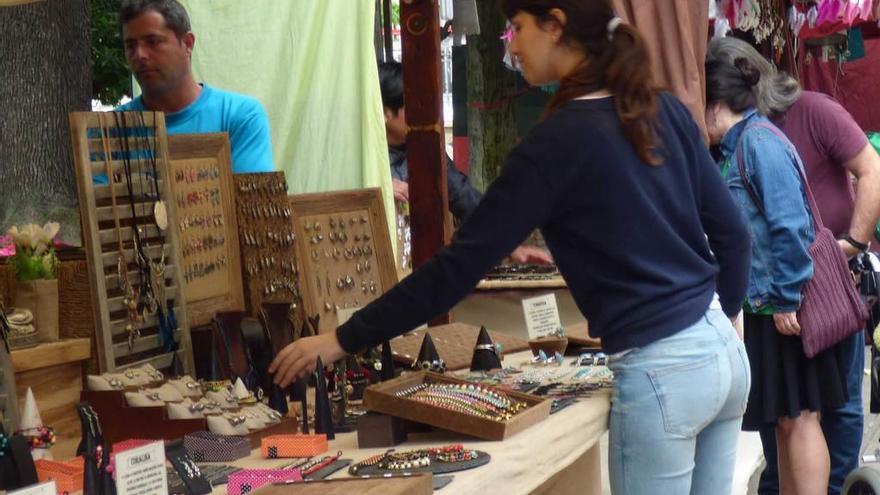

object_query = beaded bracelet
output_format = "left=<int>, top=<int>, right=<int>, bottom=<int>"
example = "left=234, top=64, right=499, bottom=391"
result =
left=16, top=426, right=55, bottom=450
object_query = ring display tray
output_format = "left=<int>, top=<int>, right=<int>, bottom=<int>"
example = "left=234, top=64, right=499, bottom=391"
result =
left=80, top=388, right=297, bottom=447
left=70, top=111, right=194, bottom=374
left=363, top=371, right=550, bottom=441
left=476, top=263, right=565, bottom=290
left=166, top=133, right=246, bottom=326
left=289, top=188, right=397, bottom=334
left=388, top=323, right=529, bottom=371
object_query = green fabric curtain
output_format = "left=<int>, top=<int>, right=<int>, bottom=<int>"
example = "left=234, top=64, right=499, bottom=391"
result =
left=179, top=0, right=395, bottom=247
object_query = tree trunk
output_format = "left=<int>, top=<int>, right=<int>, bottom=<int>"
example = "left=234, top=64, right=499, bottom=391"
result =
left=465, top=0, right=517, bottom=191
left=0, top=0, right=91, bottom=245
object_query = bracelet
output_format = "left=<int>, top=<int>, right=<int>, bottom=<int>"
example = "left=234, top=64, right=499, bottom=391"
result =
left=843, top=235, right=869, bottom=253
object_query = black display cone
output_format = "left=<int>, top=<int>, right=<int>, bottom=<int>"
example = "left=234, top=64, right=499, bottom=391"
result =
left=313, top=357, right=335, bottom=440
left=470, top=326, right=502, bottom=371
left=305, top=314, right=320, bottom=338
left=414, top=332, right=445, bottom=373
left=380, top=340, right=395, bottom=381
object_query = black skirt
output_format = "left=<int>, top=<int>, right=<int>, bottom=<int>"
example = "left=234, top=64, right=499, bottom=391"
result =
left=741, top=312, right=849, bottom=431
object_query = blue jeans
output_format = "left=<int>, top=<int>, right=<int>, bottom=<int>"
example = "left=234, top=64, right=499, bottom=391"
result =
left=609, top=308, right=751, bottom=495
left=757, top=330, right=864, bottom=495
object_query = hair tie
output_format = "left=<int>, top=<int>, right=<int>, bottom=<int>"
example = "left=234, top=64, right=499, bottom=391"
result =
left=607, top=17, right=623, bottom=41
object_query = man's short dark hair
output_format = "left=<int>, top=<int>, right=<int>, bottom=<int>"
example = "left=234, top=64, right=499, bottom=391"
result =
left=378, top=61, right=404, bottom=113
left=119, top=0, right=191, bottom=39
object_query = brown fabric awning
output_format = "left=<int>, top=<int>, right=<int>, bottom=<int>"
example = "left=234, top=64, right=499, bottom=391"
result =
left=612, top=0, right=709, bottom=139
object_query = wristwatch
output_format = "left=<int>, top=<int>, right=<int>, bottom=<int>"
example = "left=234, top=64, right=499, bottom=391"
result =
left=843, top=234, right=870, bottom=253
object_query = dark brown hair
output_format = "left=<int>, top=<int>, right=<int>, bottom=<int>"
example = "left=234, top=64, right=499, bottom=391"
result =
left=501, top=0, right=661, bottom=165
left=705, top=57, right=761, bottom=114
left=119, top=0, right=191, bottom=40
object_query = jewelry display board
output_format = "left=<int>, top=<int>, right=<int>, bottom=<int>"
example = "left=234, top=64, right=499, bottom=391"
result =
left=389, top=323, right=529, bottom=371
left=363, top=371, right=551, bottom=441
left=166, top=133, right=245, bottom=326
left=232, top=173, right=301, bottom=315
left=289, top=188, right=398, bottom=334
left=70, top=111, right=194, bottom=374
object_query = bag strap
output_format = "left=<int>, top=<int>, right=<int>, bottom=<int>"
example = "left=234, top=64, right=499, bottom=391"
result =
left=733, top=121, right=825, bottom=231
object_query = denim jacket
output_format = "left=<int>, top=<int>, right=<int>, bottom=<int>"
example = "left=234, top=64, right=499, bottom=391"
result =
left=719, top=110, right=815, bottom=312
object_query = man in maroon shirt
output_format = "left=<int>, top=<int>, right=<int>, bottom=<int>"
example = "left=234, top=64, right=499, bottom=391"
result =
left=709, top=38, right=880, bottom=495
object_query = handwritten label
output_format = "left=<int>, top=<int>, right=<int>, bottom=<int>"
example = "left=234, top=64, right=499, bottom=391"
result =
left=9, top=482, right=57, bottom=495
left=522, top=293, right=562, bottom=339
left=115, top=441, right=168, bottom=495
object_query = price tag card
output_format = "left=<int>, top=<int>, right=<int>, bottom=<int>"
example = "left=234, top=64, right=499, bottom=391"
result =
left=115, top=440, right=169, bottom=495
left=521, top=293, right=562, bottom=339
left=9, top=481, right=57, bottom=495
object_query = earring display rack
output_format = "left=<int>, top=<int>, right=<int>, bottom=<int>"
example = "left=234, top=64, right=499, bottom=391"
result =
left=289, top=188, right=398, bottom=334
left=70, top=111, right=194, bottom=374
left=166, top=133, right=245, bottom=327
left=232, top=172, right=302, bottom=316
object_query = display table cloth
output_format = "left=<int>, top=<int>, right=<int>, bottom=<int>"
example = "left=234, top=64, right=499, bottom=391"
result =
left=209, top=351, right=611, bottom=495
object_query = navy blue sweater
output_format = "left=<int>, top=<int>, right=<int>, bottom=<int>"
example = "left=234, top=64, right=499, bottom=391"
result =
left=338, top=94, right=751, bottom=354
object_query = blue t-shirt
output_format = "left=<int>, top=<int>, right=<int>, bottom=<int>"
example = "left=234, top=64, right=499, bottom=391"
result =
left=118, top=84, right=274, bottom=173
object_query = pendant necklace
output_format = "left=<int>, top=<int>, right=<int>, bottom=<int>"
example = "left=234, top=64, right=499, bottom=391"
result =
left=134, top=111, right=178, bottom=354
left=98, top=113, right=142, bottom=348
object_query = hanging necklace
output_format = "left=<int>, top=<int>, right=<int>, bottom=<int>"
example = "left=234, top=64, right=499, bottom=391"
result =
left=99, top=113, right=143, bottom=348
left=116, top=112, right=158, bottom=352
left=134, top=112, right=178, bottom=354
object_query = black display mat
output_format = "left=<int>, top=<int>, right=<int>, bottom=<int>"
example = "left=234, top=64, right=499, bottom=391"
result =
left=434, top=475, right=455, bottom=490
left=348, top=450, right=491, bottom=476
left=305, top=459, right=353, bottom=480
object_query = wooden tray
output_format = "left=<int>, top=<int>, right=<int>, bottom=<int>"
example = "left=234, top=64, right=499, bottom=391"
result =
left=252, top=474, right=432, bottom=495
left=566, top=321, right=601, bottom=348
left=389, top=323, right=529, bottom=371
left=70, top=111, right=193, bottom=374
left=166, top=133, right=245, bottom=326
left=363, top=371, right=550, bottom=441
left=289, top=188, right=397, bottom=334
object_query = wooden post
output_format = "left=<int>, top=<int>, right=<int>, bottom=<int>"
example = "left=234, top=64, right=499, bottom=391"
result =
left=400, top=0, right=451, bottom=325
left=382, top=0, right=394, bottom=62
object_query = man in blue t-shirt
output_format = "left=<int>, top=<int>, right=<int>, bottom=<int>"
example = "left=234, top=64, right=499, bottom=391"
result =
left=116, top=0, right=274, bottom=174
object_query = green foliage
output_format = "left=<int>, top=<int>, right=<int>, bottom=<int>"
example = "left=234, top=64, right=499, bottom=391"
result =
left=11, top=249, right=59, bottom=281
left=391, top=2, right=399, bottom=25
left=90, top=0, right=130, bottom=105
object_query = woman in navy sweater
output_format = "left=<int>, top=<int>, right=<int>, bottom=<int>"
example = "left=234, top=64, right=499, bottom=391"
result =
left=272, top=1, right=751, bottom=492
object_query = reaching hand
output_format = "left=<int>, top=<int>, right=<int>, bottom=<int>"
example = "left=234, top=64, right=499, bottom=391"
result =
left=269, top=332, right=347, bottom=388
left=392, top=179, right=409, bottom=203
left=772, top=311, right=801, bottom=336
left=510, top=245, right=554, bottom=265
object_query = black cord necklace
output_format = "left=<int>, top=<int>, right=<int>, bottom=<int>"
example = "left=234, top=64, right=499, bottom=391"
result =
left=134, top=112, right=178, bottom=355
left=116, top=113, right=154, bottom=338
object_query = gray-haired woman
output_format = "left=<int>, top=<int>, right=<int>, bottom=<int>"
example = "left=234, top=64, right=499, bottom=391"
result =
left=708, top=36, right=880, bottom=495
